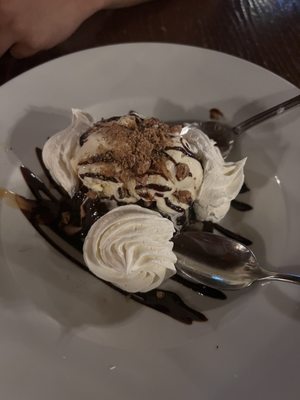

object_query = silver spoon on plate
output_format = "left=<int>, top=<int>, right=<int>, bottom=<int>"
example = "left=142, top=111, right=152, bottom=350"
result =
left=173, top=230, right=300, bottom=290
left=172, top=94, right=300, bottom=158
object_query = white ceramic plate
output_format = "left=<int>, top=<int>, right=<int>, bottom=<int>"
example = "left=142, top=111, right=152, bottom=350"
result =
left=0, top=44, right=299, bottom=400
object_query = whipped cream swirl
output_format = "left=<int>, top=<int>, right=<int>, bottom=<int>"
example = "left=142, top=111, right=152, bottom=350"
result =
left=182, top=126, right=246, bottom=222
left=42, top=109, right=93, bottom=196
left=83, top=205, right=177, bottom=293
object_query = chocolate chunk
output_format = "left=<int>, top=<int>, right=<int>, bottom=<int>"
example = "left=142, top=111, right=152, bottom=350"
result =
left=80, top=117, right=176, bottom=184
left=173, top=190, right=193, bottom=205
left=169, top=124, right=182, bottom=134
left=61, top=211, right=71, bottom=225
left=209, top=108, right=224, bottom=120
left=176, top=163, right=190, bottom=181
left=86, top=191, right=98, bottom=200
left=138, top=191, right=154, bottom=201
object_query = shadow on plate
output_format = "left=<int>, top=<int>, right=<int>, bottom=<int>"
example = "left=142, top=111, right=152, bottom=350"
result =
left=9, top=106, right=71, bottom=174
left=263, top=281, right=300, bottom=321
left=2, top=238, right=142, bottom=329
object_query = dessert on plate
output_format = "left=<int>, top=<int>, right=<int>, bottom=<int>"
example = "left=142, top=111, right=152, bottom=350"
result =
left=41, top=110, right=246, bottom=293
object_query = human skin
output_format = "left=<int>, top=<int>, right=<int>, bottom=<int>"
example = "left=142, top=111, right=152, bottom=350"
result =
left=0, top=0, right=151, bottom=58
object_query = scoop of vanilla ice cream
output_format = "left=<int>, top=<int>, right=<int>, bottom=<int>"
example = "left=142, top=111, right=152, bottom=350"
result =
left=73, top=115, right=203, bottom=227
left=42, top=109, right=246, bottom=225
left=83, top=205, right=177, bottom=292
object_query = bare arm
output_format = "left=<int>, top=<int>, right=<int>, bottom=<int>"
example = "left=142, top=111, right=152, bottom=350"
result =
left=0, top=0, right=152, bottom=58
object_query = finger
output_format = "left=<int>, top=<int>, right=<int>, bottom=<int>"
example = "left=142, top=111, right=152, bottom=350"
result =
left=0, top=32, right=15, bottom=57
left=9, top=43, right=39, bottom=59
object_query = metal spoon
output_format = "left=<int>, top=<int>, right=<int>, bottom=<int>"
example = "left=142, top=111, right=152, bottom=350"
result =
left=173, top=94, right=300, bottom=158
left=173, top=230, right=300, bottom=290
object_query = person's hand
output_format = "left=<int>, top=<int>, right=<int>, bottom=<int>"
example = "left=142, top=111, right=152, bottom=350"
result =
left=0, top=0, right=150, bottom=58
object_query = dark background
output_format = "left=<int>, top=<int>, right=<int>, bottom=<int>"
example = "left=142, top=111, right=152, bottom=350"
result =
left=0, top=0, right=299, bottom=87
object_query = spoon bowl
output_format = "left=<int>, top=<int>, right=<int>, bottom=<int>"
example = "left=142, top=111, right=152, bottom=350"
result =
left=173, top=230, right=300, bottom=291
left=171, top=94, right=300, bottom=158
left=197, top=120, right=235, bottom=158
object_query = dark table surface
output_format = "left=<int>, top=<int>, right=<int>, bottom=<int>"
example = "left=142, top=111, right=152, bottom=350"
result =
left=0, top=0, right=299, bottom=87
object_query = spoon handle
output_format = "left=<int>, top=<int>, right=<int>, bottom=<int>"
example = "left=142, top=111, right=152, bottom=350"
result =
left=261, top=272, right=300, bottom=285
left=233, top=94, right=300, bottom=136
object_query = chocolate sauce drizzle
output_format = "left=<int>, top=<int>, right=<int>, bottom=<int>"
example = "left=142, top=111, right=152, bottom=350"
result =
left=136, top=183, right=172, bottom=192
left=79, top=130, right=91, bottom=146
left=14, top=194, right=206, bottom=325
left=231, top=199, right=253, bottom=212
left=172, top=275, right=226, bottom=300
left=6, top=146, right=253, bottom=324
left=36, top=148, right=67, bottom=197
left=165, top=146, right=198, bottom=160
left=240, top=183, right=250, bottom=193
left=199, top=186, right=253, bottom=246
left=162, top=151, right=178, bottom=165
left=165, top=198, right=185, bottom=213
left=214, top=224, right=252, bottom=246
left=79, top=172, right=118, bottom=183
left=133, top=290, right=207, bottom=324
left=17, top=161, right=225, bottom=325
